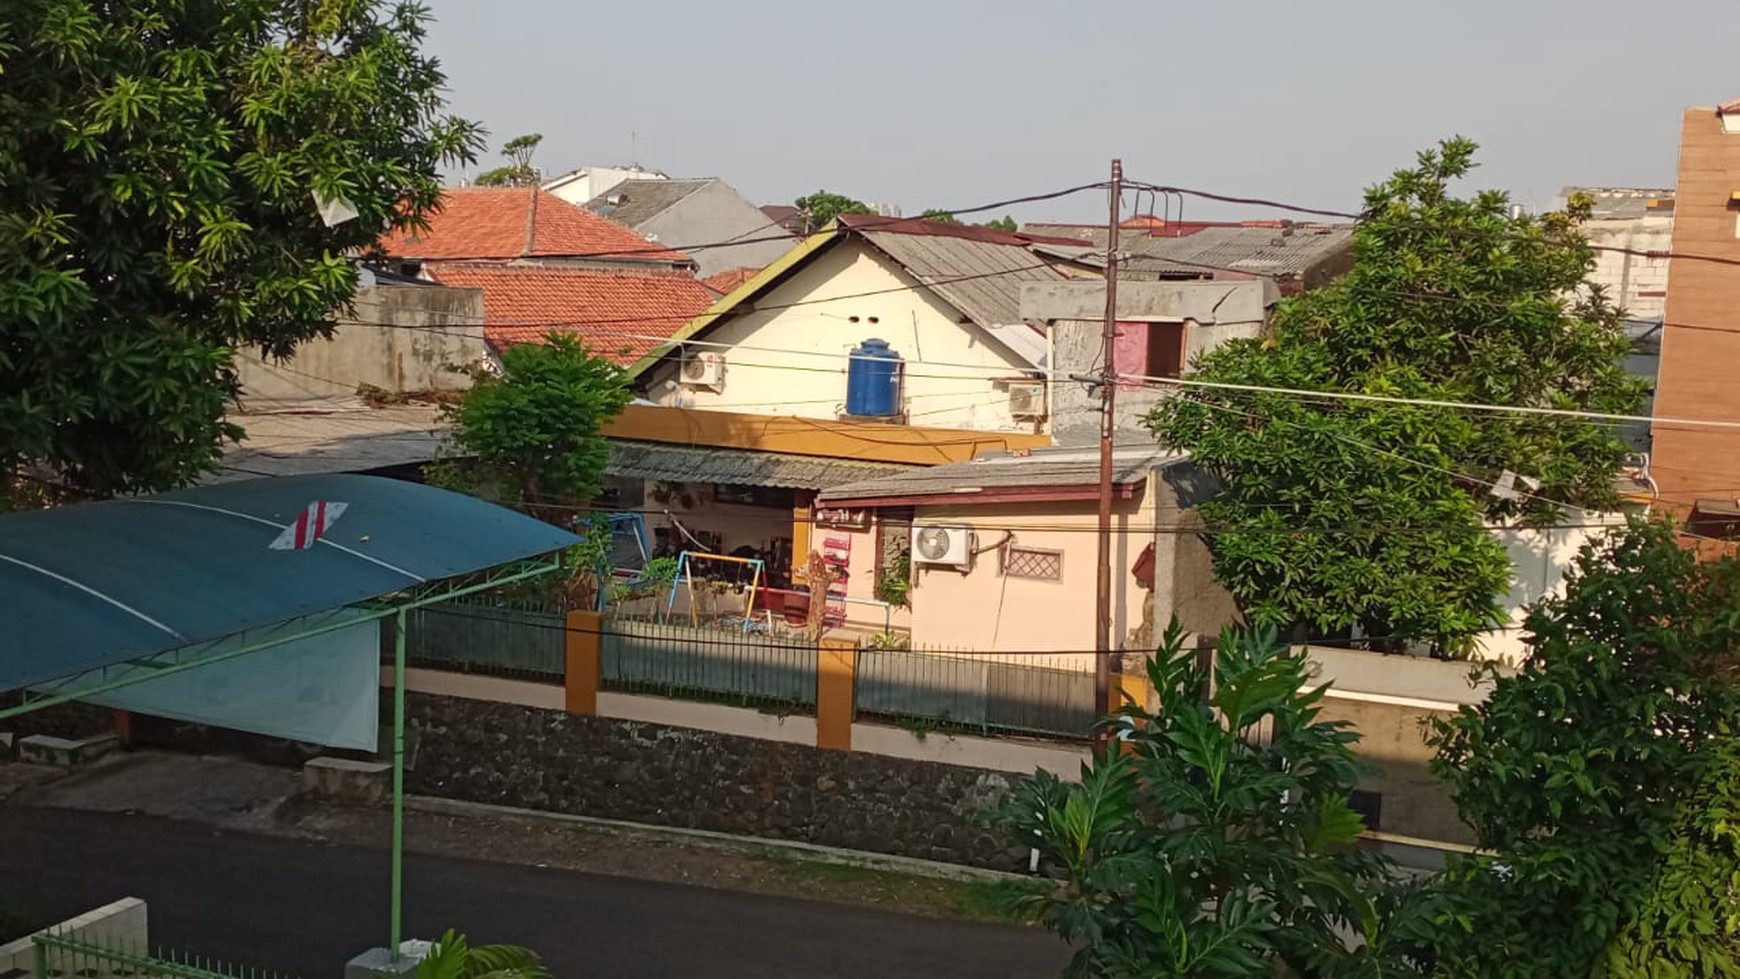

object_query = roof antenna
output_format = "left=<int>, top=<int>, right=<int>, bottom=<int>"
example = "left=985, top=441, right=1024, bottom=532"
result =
left=630, top=130, right=638, bottom=169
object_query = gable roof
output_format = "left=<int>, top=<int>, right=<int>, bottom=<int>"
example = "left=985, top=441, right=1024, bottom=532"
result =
left=703, top=266, right=761, bottom=296
left=627, top=216, right=1079, bottom=376
left=583, top=178, right=714, bottom=228
left=379, top=187, right=692, bottom=264
left=425, top=262, right=714, bottom=365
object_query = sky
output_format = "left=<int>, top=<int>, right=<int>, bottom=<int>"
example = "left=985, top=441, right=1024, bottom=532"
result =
left=423, top=0, right=1739, bottom=225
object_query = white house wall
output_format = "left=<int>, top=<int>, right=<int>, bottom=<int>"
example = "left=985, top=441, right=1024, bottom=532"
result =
left=645, top=239, right=1038, bottom=433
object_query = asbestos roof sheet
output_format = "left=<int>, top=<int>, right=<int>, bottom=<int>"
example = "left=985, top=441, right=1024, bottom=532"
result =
left=607, top=440, right=918, bottom=490
left=1121, top=225, right=1354, bottom=278
left=583, top=178, right=713, bottom=228
left=819, top=444, right=1184, bottom=502
left=0, top=474, right=578, bottom=689
left=220, top=403, right=449, bottom=480
left=853, top=228, right=1067, bottom=367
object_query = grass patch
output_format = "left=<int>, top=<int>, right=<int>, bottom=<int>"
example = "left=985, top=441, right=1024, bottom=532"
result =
left=752, top=855, right=1044, bottom=924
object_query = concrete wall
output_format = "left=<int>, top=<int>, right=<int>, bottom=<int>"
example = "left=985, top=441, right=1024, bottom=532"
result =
left=1654, top=106, right=1740, bottom=506
left=1029, top=280, right=1274, bottom=446
left=0, top=898, right=149, bottom=977
left=639, top=181, right=794, bottom=277
left=1316, top=698, right=1473, bottom=846
left=1582, top=214, right=1673, bottom=323
left=1477, top=518, right=1623, bottom=664
left=235, top=282, right=487, bottom=401
left=643, top=238, right=1038, bottom=433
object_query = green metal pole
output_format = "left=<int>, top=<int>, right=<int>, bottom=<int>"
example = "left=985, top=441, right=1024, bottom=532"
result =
left=390, top=606, right=407, bottom=961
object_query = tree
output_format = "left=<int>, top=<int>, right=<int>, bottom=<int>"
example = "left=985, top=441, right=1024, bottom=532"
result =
left=474, top=132, right=543, bottom=187
left=0, top=0, right=481, bottom=497
left=1147, top=138, right=1646, bottom=655
left=994, top=622, right=1424, bottom=978
left=920, top=209, right=1018, bottom=232
left=1427, top=518, right=1740, bottom=978
left=431, top=335, right=631, bottom=520
left=794, top=190, right=873, bottom=233
left=415, top=929, right=548, bottom=979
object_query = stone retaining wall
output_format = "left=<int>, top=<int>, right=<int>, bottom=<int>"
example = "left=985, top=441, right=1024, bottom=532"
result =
left=405, top=693, right=1030, bottom=870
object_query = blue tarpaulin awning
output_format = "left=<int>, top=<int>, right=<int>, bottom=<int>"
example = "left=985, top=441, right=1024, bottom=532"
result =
left=0, top=474, right=577, bottom=691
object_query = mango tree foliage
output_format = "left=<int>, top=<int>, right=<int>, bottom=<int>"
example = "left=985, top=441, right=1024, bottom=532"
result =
left=1427, top=518, right=1740, bottom=978
left=994, top=623, right=1428, bottom=978
left=1148, top=138, right=1645, bottom=654
left=0, top=0, right=481, bottom=495
left=431, top=334, right=631, bottom=520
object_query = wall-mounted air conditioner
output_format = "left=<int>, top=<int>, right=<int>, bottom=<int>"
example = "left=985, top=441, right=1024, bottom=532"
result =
left=911, top=526, right=973, bottom=569
left=1007, top=380, right=1046, bottom=420
left=679, top=351, right=725, bottom=390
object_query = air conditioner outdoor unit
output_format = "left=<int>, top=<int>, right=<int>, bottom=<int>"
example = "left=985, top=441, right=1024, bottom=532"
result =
left=911, top=525, right=973, bottom=569
left=679, top=351, right=725, bottom=389
left=1007, top=380, right=1046, bottom=420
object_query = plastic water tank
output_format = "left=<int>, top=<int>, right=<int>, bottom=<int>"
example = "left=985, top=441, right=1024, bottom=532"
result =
left=845, top=339, right=903, bottom=417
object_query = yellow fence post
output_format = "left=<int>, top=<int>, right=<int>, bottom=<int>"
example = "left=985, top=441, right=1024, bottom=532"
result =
left=566, top=609, right=602, bottom=716
left=816, top=636, right=859, bottom=751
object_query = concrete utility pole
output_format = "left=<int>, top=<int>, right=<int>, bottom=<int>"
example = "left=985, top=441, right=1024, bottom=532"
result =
left=1094, top=160, right=1122, bottom=738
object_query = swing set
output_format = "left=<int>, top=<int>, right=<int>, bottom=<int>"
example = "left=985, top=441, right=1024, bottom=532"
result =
left=664, top=550, right=766, bottom=631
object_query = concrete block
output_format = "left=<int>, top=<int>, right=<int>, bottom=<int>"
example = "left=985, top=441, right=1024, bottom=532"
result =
left=0, top=898, right=148, bottom=977
left=17, top=733, right=118, bottom=768
left=344, top=944, right=429, bottom=979
left=0, top=732, right=15, bottom=761
left=302, top=756, right=393, bottom=806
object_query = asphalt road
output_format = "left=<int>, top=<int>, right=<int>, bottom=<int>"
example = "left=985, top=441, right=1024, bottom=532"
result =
left=0, top=807, right=1070, bottom=978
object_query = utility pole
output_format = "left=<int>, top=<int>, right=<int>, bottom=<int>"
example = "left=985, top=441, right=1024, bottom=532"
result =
left=1094, top=159, right=1122, bottom=742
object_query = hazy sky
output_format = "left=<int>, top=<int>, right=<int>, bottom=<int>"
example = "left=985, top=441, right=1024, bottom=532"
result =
left=424, top=0, right=1738, bottom=224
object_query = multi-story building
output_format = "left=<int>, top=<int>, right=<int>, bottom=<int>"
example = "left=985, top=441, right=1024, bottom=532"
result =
left=1651, top=99, right=1740, bottom=524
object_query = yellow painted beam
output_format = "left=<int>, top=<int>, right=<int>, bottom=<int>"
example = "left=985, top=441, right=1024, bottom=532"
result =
left=602, top=403, right=1051, bottom=466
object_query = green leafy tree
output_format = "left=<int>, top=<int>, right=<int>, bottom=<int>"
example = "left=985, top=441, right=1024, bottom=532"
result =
left=0, top=0, right=481, bottom=497
left=1148, top=138, right=1645, bottom=655
left=415, top=929, right=548, bottom=979
left=1427, top=518, right=1740, bottom=978
left=919, top=208, right=961, bottom=224
left=431, top=335, right=631, bottom=520
left=474, top=132, right=543, bottom=187
left=983, top=215, right=1018, bottom=232
left=994, top=622, right=1425, bottom=978
left=794, top=190, right=873, bottom=233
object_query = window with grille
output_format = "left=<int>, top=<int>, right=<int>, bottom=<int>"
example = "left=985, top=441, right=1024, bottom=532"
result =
left=1002, top=545, right=1063, bottom=581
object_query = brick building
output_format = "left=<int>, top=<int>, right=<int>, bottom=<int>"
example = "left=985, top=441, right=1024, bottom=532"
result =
left=1652, top=99, right=1740, bottom=523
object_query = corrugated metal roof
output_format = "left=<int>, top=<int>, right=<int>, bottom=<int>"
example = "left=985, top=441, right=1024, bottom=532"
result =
left=220, top=404, right=448, bottom=480
left=0, top=474, right=578, bottom=689
left=818, top=445, right=1184, bottom=502
left=1558, top=187, right=1676, bottom=219
left=583, top=178, right=714, bottom=228
left=1121, top=225, right=1354, bottom=278
left=607, top=440, right=920, bottom=490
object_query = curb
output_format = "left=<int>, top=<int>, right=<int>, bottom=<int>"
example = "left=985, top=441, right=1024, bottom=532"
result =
left=404, top=794, right=1029, bottom=884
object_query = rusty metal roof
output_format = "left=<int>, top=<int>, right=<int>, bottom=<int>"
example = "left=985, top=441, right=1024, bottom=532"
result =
left=607, top=440, right=919, bottom=490
left=818, top=444, right=1184, bottom=503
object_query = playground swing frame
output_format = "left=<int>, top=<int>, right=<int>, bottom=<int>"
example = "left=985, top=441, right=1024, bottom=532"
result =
left=664, top=550, right=764, bottom=630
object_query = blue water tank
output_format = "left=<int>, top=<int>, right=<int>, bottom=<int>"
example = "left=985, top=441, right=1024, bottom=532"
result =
left=846, top=339, right=903, bottom=417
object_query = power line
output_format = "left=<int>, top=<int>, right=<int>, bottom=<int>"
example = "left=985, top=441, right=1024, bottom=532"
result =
left=1117, top=370, right=1740, bottom=432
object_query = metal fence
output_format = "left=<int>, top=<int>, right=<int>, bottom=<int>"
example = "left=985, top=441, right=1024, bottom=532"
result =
left=601, top=615, right=818, bottom=709
left=856, top=647, right=1097, bottom=739
left=404, top=598, right=563, bottom=681
left=30, top=932, right=291, bottom=979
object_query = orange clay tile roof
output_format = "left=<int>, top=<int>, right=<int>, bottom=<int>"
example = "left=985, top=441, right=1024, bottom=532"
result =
left=380, top=186, right=692, bottom=264
left=426, top=262, right=714, bottom=365
left=702, top=265, right=761, bottom=296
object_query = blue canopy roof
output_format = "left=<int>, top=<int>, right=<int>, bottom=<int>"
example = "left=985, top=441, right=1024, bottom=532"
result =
left=0, top=475, right=577, bottom=690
